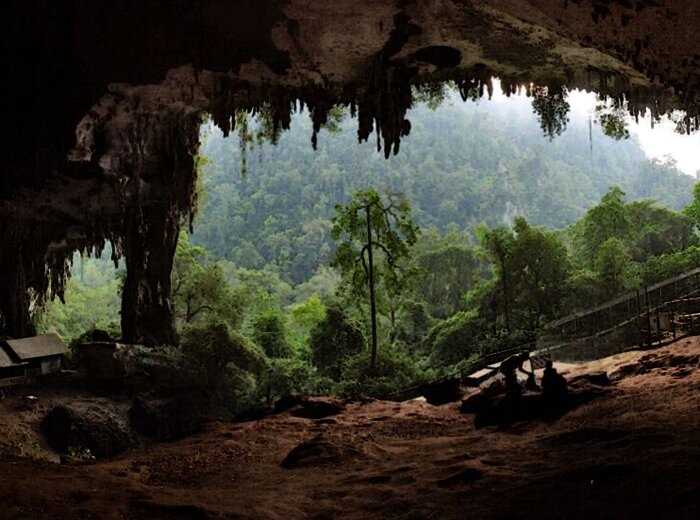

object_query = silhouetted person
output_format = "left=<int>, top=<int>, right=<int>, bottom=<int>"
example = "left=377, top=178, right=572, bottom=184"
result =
left=541, top=360, right=568, bottom=407
left=499, top=351, right=532, bottom=400
left=525, top=371, right=540, bottom=392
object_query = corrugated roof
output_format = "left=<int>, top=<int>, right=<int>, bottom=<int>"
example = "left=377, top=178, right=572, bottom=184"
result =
left=4, top=334, right=68, bottom=361
left=0, top=346, right=17, bottom=368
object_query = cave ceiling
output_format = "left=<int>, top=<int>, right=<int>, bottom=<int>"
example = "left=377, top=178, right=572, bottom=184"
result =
left=2, top=0, right=700, bottom=341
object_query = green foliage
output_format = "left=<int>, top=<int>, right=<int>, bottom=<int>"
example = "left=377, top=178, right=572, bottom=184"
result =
left=250, top=309, right=292, bottom=358
left=393, top=299, right=433, bottom=348
left=172, top=232, right=244, bottom=330
left=639, top=246, right=700, bottom=286
left=223, top=264, right=294, bottom=315
left=331, top=188, right=419, bottom=367
left=412, top=83, right=451, bottom=110
left=626, top=200, right=693, bottom=260
left=194, top=97, right=693, bottom=286
left=331, top=189, right=419, bottom=299
left=531, top=86, right=570, bottom=140
left=179, top=319, right=267, bottom=405
left=288, top=295, right=327, bottom=351
left=36, top=254, right=122, bottom=344
left=309, top=304, right=365, bottom=380
left=683, top=182, right=700, bottom=229
left=509, top=217, right=571, bottom=326
left=337, top=345, right=430, bottom=399
left=411, top=228, right=482, bottom=318
left=594, top=238, right=633, bottom=298
left=477, top=225, right=516, bottom=329
left=265, top=358, right=334, bottom=401
left=423, top=310, right=481, bottom=367
left=579, top=186, right=630, bottom=263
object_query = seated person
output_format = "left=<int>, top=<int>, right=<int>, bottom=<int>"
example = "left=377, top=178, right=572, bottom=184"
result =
left=499, top=351, right=534, bottom=398
left=541, top=360, right=568, bottom=406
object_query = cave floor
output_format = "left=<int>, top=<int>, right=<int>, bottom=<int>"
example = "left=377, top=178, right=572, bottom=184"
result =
left=1, top=340, right=699, bottom=520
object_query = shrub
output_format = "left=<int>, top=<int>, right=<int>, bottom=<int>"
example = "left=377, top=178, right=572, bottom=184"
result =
left=309, top=304, right=364, bottom=380
left=337, top=345, right=428, bottom=399
left=179, top=319, right=267, bottom=406
left=251, top=309, right=292, bottom=358
left=423, top=310, right=481, bottom=367
left=393, top=299, right=433, bottom=348
left=262, top=358, right=335, bottom=402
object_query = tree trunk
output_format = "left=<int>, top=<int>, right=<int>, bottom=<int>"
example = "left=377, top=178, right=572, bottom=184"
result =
left=121, top=205, right=179, bottom=346
left=366, top=205, right=379, bottom=371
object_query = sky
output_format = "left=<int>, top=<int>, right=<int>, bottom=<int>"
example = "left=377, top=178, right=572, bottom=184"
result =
left=567, top=89, right=700, bottom=178
left=487, top=80, right=700, bottom=177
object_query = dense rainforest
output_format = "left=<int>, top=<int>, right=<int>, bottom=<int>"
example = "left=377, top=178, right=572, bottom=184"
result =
left=194, top=91, right=694, bottom=284
left=37, top=90, right=700, bottom=412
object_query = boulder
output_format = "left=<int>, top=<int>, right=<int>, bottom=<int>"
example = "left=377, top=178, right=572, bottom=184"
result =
left=459, top=390, right=489, bottom=414
left=608, top=363, right=639, bottom=382
left=281, top=434, right=361, bottom=469
left=41, top=404, right=134, bottom=459
left=290, top=397, right=345, bottom=419
left=76, top=342, right=126, bottom=381
left=569, top=371, right=611, bottom=387
left=274, top=394, right=304, bottom=413
left=420, top=378, right=462, bottom=405
left=234, top=405, right=273, bottom=423
left=129, top=395, right=204, bottom=441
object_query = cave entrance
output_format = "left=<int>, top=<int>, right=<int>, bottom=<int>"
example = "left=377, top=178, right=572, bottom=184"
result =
left=185, top=79, right=699, bottom=360
left=1, top=72, right=698, bottom=349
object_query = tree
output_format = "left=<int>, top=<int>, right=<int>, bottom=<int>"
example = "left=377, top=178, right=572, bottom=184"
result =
left=509, top=218, right=571, bottom=327
left=683, top=182, right=700, bottom=230
left=288, top=295, right=327, bottom=351
left=423, top=309, right=481, bottom=367
left=251, top=309, right=292, bottom=358
left=172, top=233, right=244, bottom=330
left=478, top=218, right=570, bottom=331
left=180, top=319, right=266, bottom=402
left=414, top=243, right=480, bottom=318
left=331, top=189, right=419, bottom=369
left=627, top=200, right=693, bottom=260
left=579, top=187, right=630, bottom=263
left=309, top=304, right=364, bottom=380
left=477, top=225, right=515, bottom=330
left=595, top=237, right=632, bottom=298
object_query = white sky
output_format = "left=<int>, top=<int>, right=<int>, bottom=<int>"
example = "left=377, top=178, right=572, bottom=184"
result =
left=489, top=80, right=700, bottom=177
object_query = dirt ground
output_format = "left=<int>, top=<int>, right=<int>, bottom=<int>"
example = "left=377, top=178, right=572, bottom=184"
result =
left=1, top=339, right=699, bottom=520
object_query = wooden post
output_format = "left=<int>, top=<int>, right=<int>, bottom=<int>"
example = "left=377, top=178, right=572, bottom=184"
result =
left=671, top=303, right=676, bottom=339
left=636, top=289, right=643, bottom=347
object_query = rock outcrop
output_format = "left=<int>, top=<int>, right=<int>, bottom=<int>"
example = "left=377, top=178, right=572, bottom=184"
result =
left=41, top=404, right=135, bottom=459
left=129, top=395, right=205, bottom=441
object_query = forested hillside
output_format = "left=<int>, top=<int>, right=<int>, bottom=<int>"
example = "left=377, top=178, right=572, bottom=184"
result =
left=195, top=92, right=694, bottom=284
left=38, top=90, right=700, bottom=406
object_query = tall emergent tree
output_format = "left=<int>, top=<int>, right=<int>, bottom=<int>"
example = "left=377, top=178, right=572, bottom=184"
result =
left=331, top=189, right=419, bottom=370
left=477, top=225, right=515, bottom=330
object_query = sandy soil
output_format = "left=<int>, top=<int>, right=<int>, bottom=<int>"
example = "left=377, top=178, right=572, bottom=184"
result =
left=1, top=339, right=699, bottom=520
